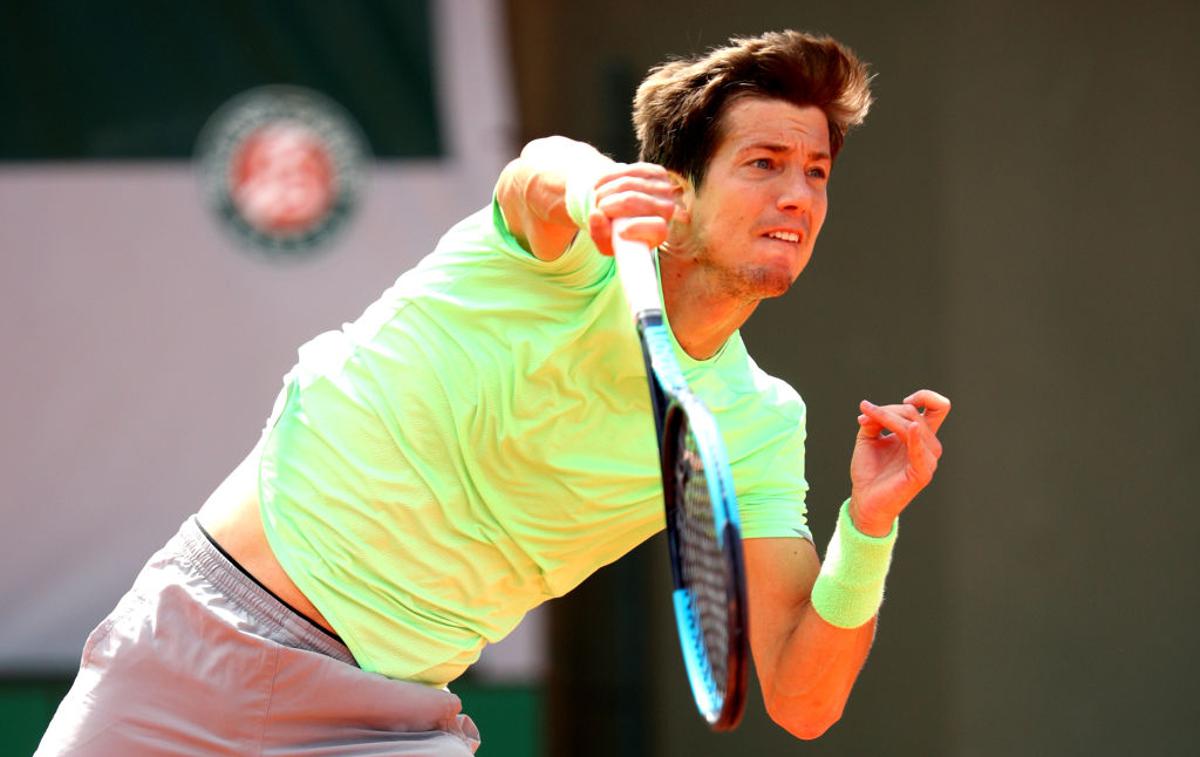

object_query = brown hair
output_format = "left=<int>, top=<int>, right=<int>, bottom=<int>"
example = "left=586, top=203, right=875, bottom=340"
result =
left=633, top=30, right=873, bottom=187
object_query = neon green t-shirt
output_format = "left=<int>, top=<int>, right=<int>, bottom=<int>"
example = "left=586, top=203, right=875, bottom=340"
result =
left=259, top=199, right=811, bottom=686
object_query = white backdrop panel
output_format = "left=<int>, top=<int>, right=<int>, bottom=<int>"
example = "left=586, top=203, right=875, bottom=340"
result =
left=0, top=0, right=544, bottom=680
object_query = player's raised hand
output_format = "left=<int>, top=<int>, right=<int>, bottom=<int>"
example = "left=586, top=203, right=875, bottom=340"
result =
left=586, top=162, right=680, bottom=256
left=848, top=389, right=951, bottom=536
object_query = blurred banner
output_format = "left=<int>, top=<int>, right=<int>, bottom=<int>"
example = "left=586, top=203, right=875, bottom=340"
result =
left=0, top=0, right=544, bottom=681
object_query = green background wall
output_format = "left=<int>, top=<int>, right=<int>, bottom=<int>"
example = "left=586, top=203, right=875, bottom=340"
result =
left=1, top=0, right=441, bottom=159
left=0, top=677, right=541, bottom=756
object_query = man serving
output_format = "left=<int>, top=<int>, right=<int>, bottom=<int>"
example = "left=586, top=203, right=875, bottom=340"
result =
left=40, top=30, right=949, bottom=755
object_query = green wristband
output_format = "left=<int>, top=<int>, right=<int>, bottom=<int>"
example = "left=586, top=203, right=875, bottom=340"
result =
left=810, top=499, right=899, bottom=629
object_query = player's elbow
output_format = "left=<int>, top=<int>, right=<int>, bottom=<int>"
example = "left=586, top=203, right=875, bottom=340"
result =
left=765, top=691, right=845, bottom=740
left=777, top=710, right=843, bottom=741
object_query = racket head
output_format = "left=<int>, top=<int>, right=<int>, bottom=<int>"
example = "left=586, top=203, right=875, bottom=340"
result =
left=660, top=393, right=749, bottom=731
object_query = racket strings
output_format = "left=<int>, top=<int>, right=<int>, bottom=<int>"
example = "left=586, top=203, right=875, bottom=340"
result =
left=675, top=426, right=729, bottom=699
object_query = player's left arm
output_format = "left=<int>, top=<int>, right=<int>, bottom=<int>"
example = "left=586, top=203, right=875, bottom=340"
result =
left=744, top=389, right=951, bottom=740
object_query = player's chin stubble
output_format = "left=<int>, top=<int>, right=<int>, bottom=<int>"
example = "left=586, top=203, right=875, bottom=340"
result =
left=709, top=249, right=796, bottom=301
left=664, top=231, right=796, bottom=303
left=738, top=266, right=794, bottom=299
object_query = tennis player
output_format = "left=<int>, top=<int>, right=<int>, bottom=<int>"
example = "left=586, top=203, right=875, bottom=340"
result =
left=39, top=30, right=949, bottom=755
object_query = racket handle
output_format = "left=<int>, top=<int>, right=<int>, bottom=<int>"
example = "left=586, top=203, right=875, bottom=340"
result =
left=612, top=218, right=664, bottom=318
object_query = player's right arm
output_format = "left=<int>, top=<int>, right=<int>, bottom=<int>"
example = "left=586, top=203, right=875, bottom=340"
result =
left=495, top=137, right=678, bottom=261
left=744, top=391, right=950, bottom=739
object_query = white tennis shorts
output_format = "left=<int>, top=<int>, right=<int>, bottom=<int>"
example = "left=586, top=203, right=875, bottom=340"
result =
left=36, top=516, right=480, bottom=755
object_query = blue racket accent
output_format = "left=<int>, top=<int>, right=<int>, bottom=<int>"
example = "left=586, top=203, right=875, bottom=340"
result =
left=640, top=323, right=687, bottom=394
left=673, top=588, right=718, bottom=717
left=641, top=323, right=742, bottom=540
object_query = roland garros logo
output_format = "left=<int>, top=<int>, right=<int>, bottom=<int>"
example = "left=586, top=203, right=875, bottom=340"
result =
left=196, top=86, right=368, bottom=257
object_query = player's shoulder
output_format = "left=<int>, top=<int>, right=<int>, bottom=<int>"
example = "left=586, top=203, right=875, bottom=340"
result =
left=402, top=200, right=546, bottom=280
left=430, top=203, right=501, bottom=255
left=742, top=354, right=806, bottom=424
left=706, top=336, right=805, bottom=426
left=428, top=198, right=612, bottom=287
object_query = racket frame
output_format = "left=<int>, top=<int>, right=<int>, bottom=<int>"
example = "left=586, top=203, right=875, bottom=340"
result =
left=613, top=219, right=749, bottom=730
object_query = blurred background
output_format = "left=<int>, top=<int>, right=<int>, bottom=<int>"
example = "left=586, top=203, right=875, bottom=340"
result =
left=1, top=0, right=1197, bottom=754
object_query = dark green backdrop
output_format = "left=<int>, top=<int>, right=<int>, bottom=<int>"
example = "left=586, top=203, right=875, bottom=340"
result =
left=0, top=0, right=440, bottom=159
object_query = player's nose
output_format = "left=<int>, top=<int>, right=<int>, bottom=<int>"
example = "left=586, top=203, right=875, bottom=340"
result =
left=776, top=172, right=817, bottom=214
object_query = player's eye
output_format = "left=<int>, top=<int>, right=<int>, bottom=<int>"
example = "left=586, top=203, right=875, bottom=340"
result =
left=807, top=166, right=829, bottom=180
left=749, top=157, right=774, bottom=170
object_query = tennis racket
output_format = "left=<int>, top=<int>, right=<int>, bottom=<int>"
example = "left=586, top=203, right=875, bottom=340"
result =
left=611, top=218, right=749, bottom=731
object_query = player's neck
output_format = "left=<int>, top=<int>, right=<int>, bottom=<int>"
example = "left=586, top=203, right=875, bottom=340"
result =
left=660, top=261, right=759, bottom=360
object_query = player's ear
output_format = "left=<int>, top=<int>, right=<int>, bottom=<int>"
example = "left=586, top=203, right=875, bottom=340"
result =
left=668, top=170, right=694, bottom=227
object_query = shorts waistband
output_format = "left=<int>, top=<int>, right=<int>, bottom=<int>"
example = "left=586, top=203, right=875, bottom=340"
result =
left=175, top=515, right=356, bottom=665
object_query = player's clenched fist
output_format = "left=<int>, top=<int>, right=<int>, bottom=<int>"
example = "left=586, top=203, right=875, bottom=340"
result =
left=585, top=162, right=680, bottom=256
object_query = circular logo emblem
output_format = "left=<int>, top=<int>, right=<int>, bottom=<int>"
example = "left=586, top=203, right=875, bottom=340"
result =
left=196, top=86, right=368, bottom=258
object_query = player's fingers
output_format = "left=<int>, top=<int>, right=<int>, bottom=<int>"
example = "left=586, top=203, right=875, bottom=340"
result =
left=860, top=400, right=917, bottom=441
left=862, top=401, right=918, bottom=430
left=856, top=413, right=885, bottom=438
left=883, top=402, right=943, bottom=457
left=876, top=403, right=922, bottom=423
left=595, top=161, right=673, bottom=184
left=591, top=213, right=667, bottom=255
left=595, top=183, right=678, bottom=220
left=877, top=401, right=944, bottom=455
left=588, top=209, right=614, bottom=255
left=907, top=443, right=938, bottom=487
left=906, top=410, right=943, bottom=459
left=903, top=389, right=952, bottom=434
left=594, top=175, right=677, bottom=202
left=903, top=388, right=949, bottom=408
left=609, top=215, right=670, bottom=248
left=597, top=190, right=677, bottom=225
left=924, top=428, right=943, bottom=459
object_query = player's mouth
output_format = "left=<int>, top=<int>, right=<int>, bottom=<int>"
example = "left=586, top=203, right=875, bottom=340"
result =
left=762, top=229, right=803, bottom=244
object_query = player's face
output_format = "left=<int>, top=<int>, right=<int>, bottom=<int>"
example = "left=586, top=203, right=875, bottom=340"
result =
left=676, top=97, right=832, bottom=300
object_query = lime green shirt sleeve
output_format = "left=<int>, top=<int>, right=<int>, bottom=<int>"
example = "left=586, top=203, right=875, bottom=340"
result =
left=735, top=400, right=811, bottom=542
